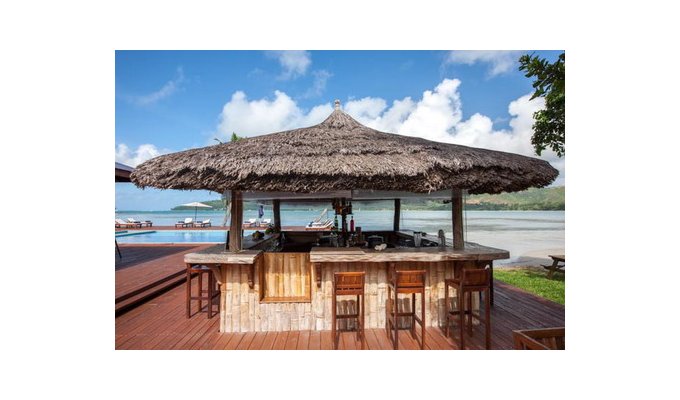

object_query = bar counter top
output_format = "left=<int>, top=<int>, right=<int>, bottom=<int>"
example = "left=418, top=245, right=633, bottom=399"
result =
left=184, top=245, right=262, bottom=264
left=309, top=242, right=509, bottom=263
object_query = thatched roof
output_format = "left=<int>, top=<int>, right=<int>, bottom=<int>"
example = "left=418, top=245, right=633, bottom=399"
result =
left=131, top=104, right=558, bottom=195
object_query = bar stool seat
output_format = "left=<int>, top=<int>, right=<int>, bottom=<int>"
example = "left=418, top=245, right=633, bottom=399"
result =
left=386, top=269, right=426, bottom=350
left=185, top=263, right=220, bottom=319
left=332, top=271, right=366, bottom=349
left=445, top=266, right=491, bottom=349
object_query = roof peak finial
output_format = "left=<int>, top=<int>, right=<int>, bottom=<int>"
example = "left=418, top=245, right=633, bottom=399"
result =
left=334, top=99, right=341, bottom=110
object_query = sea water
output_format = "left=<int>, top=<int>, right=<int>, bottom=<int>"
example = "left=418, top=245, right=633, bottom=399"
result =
left=115, top=209, right=564, bottom=265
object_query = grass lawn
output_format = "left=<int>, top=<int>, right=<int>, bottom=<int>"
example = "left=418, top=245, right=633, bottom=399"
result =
left=494, top=267, right=564, bottom=305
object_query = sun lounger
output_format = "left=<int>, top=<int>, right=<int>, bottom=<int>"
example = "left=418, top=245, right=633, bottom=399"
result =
left=175, top=218, right=194, bottom=228
left=116, top=218, right=141, bottom=228
left=305, top=219, right=333, bottom=231
left=196, top=219, right=211, bottom=228
left=262, top=218, right=271, bottom=225
left=127, top=218, right=153, bottom=227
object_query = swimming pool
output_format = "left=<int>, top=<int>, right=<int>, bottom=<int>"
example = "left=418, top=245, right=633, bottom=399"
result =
left=115, top=230, right=228, bottom=243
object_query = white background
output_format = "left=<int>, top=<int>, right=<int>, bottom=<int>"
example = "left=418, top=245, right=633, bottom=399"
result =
left=0, top=1, right=678, bottom=399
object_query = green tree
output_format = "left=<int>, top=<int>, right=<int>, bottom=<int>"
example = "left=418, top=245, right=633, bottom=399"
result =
left=519, top=52, right=565, bottom=157
left=231, top=132, right=242, bottom=142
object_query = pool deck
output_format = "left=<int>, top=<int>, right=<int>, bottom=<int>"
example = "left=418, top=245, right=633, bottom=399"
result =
left=116, top=225, right=310, bottom=232
left=115, top=244, right=565, bottom=349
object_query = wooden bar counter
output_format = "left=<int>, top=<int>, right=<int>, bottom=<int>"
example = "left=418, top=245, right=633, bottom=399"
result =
left=186, top=237, right=509, bottom=333
left=310, top=242, right=509, bottom=263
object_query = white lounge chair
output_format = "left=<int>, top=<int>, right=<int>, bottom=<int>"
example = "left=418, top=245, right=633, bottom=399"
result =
left=196, top=219, right=211, bottom=228
left=127, top=217, right=152, bottom=227
left=175, top=218, right=193, bottom=228
left=262, top=218, right=271, bottom=225
left=305, top=219, right=333, bottom=231
left=116, top=218, right=140, bottom=228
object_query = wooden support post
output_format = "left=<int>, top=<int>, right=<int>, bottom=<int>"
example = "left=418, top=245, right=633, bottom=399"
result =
left=273, top=199, right=281, bottom=232
left=229, top=190, right=243, bottom=252
left=393, top=199, right=401, bottom=232
left=452, top=189, right=464, bottom=250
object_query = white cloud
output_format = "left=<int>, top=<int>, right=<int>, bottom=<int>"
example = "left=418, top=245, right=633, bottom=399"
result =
left=115, top=143, right=163, bottom=166
left=216, top=90, right=331, bottom=139
left=343, top=97, right=387, bottom=121
left=130, top=67, right=185, bottom=106
left=212, top=78, right=564, bottom=183
left=445, top=51, right=522, bottom=77
left=266, top=50, right=311, bottom=80
left=302, top=70, right=332, bottom=98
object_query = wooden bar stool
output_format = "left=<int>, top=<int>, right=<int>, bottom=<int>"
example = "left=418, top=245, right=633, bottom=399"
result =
left=445, top=266, right=491, bottom=349
left=185, top=263, right=220, bottom=319
left=386, top=269, right=426, bottom=350
left=332, top=271, right=366, bottom=350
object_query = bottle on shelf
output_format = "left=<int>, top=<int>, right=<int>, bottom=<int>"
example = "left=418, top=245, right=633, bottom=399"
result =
left=333, top=214, right=339, bottom=231
left=350, top=215, right=355, bottom=232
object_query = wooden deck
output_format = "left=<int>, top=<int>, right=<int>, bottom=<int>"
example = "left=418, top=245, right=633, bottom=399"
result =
left=115, top=244, right=564, bottom=349
left=115, top=244, right=214, bottom=315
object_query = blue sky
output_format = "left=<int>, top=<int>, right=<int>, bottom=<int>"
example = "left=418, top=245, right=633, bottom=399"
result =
left=116, top=50, right=564, bottom=210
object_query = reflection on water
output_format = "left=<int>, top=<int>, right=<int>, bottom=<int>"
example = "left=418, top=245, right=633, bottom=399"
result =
left=115, top=209, right=564, bottom=264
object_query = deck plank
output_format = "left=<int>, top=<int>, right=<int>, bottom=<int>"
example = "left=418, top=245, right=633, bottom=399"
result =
left=259, top=331, right=277, bottom=350
left=236, top=332, right=258, bottom=350
left=308, top=331, right=321, bottom=350
left=272, top=332, right=289, bottom=350
left=296, top=331, right=311, bottom=350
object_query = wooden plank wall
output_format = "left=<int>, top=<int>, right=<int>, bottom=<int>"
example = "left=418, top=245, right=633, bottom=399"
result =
left=219, top=259, right=480, bottom=333
left=261, top=253, right=311, bottom=301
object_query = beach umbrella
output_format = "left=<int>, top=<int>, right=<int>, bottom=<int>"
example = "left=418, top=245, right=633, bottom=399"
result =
left=181, top=201, right=213, bottom=221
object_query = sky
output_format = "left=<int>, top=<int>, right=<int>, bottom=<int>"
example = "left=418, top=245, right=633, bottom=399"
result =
left=115, top=50, right=564, bottom=210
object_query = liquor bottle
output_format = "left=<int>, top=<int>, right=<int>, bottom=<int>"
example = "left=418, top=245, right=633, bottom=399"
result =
left=349, top=215, right=355, bottom=232
left=334, top=215, right=339, bottom=231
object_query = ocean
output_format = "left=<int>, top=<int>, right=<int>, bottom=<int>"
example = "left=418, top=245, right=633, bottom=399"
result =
left=115, top=209, right=563, bottom=265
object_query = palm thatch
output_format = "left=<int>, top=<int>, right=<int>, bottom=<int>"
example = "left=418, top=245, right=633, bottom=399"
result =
left=131, top=106, right=558, bottom=195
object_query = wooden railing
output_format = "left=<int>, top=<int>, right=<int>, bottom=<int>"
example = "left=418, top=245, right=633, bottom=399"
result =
left=513, top=327, right=565, bottom=350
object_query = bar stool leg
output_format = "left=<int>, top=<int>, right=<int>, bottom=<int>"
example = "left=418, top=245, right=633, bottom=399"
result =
left=186, top=265, right=192, bottom=318
left=393, top=293, right=398, bottom=350
left=444, top=282, right=450, bottom=337
left=386, top=285, right=391, bottom=339
left=485, top=287, right=491, bottom=349
left=208, top=271, right=214, bottom=319
left=332, top=289, right=337, bottom=350
left=421, top=290, right=425, bottom=350
left=361, top=292, right=365, bottom=350
left=411, top=293, right=416, bottom=338
left=467, top=292, right=473, bottom=336
left=214, top=275, right=220, bottom=315
left=198, top=270, right=203, bottom=314
left=458, top=289, right=465, bottom=350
